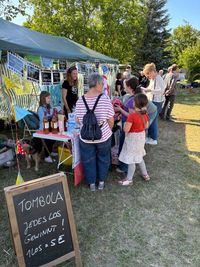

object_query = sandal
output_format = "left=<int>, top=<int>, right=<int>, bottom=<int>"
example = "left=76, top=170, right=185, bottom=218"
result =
left=118, top=178, right=133, bottom=186
left=142, top=174, right=150, bottom=181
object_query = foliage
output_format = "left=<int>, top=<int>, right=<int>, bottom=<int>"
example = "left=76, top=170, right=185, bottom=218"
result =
left=0, top=0, right=26, bottom=20
left=136, top=0, right=171, bottom=70
left=179, top=40, right=200, bottom=81
left=97, top=0, right=145, bottom=63
left=1, top=0, right=171, bottom=67
left=167, top=22, right=200, bottom=64
left=24, top=0, right=145, bottom=64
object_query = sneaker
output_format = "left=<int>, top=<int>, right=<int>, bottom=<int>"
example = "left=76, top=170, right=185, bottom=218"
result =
left=98, top=181, right=105, bottom=190
left=145, top=137, right=150, bottom=144
left=116, top=167, right=126, bottom=173
left=145, top=138, right=157, bottom=145
left=44, top=156, right=55, bottom=163
left=90, top=183, right=96, bottom=192
left=50, top=152, right=58, bottom=157
left=118, top=179, right=133, bottom=186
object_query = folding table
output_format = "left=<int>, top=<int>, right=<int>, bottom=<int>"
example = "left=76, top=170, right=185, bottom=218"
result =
left=33, top=131, right=84, bottom=186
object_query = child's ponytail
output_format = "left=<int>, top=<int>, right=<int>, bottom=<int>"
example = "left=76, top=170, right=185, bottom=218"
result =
left=134, top=93, right=148, bottom=114
left=135, top=106, right=147, bottom=115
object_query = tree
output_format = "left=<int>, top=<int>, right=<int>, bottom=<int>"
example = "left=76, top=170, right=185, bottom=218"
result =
left=24, top=0, right=144, bottom=63
left=179, top=40, right=200, bottom=81
left=167, top=22, right=200, bottom=64
left=136, top=0, right=171, bottom=70
left=0, top=0, right=26, bottom=20
left=96, top=0, right=145, bottom=63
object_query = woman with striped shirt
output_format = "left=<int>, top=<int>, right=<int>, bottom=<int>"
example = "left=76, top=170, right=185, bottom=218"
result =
left=75, top=73, right=114, bottom=191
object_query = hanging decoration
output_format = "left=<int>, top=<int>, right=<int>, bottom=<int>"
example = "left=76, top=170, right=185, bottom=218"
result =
left=59, top=59, right=67, bottom=71
left=101, top=65, right=109, bottom=75
left=27, top=62, right=40, bottom=83
left=40, top=57, right=53, bottom=69
left=41, top=70, right=52, bottom=85
left=7, top=52, right=24, bottom=76
left=16, top=140, right=26, bottom=155
left=16, top=171, right=24, bottom=185
left=52, top=71, right=61, bottom=84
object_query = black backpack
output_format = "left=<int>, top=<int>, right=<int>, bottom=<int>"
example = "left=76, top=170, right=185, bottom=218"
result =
left=81, top=94, right=103, bottom=141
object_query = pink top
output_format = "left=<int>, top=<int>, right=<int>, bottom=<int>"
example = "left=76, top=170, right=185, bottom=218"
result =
left=75, top=95, right=114, bottom=143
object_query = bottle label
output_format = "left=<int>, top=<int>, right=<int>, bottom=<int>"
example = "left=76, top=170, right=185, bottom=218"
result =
left=58, top=121, right=63, bottom=132
left=44, top=122, right=49, bottom=129
left=53, top=122, right=58, bottom=128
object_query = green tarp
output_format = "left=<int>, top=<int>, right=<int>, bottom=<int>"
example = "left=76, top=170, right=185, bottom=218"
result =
left=0, top=18, right=118, bottom=64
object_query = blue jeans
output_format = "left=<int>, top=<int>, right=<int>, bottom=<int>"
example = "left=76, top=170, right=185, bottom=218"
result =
left=152, top=101, right=163, bottom=115
left=148, top=111, right=157, bottom=127
left=79, top=137, right=111, bottom=184
left=148, top=116, right=158, bottom=140
left=118, top=122, right=128, bottom=172
left=148, top=102, right=163, bottom=141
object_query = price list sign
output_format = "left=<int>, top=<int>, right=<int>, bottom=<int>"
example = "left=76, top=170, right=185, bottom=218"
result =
left=4, top=173, right=82, bottom=267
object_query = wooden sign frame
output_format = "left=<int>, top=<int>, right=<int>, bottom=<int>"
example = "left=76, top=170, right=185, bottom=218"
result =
left=4, top=173, right=82, bottom=267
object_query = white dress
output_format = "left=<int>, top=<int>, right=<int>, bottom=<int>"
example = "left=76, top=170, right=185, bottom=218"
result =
left=119, top=131, right=146, bottom=164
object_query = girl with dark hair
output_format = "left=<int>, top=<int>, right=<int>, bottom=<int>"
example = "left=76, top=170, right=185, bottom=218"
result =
left=118, top=93, right=150, bottom=186
left=62, top=66, right=78, bottom=118
left=114, top=77, right=139, bottom=173
left=37, top=91, right=55, bottom=163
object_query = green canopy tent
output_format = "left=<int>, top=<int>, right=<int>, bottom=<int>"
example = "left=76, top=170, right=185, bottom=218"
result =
left=0, top=18, right=118, bottom=64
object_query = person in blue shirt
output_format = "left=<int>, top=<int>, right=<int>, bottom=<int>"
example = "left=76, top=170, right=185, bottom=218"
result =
left=37, top=91, right=56, bottom=163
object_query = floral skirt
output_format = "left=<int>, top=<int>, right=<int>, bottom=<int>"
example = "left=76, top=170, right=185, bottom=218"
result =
left=119, top=131, right=146, bottom=164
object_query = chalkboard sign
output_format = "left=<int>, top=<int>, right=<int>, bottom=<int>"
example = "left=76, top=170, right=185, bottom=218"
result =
left=41, top=71, right=52, bottom=85
left=53, top=71, right=61, bottom=84
left=4, top=173, right=82, bottom=267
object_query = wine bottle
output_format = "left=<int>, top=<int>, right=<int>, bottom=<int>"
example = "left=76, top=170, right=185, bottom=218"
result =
left=43, top=111, right=49, bottom=134
left=51, top=108, right=58, bottom=134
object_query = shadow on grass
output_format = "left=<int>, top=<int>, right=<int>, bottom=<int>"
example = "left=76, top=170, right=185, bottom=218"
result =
left=175, top=120, right=200, bottom=127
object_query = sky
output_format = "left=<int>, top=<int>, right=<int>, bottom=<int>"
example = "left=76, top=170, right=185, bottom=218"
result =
left=12, top=0, right=200, bottom=31
left=166, top=0, right=200, bottom=30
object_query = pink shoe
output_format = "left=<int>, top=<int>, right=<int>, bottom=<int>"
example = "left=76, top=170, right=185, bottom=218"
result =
left=118, top=179, right=133, bottom=186
left=142, top=174, right=150, bottom=181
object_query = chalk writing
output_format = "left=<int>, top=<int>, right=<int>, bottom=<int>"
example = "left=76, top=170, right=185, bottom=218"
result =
left=23, top=210, right=61, bottom=235
left=18, top=192, right=64, bottom=212
left=26, top=245, right=42, bottom=258
left=10, top=181, right=74, bottom=267
left=24, top=225, right=57, bottom=244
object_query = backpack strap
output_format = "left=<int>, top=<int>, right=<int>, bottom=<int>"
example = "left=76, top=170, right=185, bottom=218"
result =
left=82, top=95, right=90, bottom=111
left=92, top=93, right=102, bottom=112
left=82, top=93, right=102, bottom=112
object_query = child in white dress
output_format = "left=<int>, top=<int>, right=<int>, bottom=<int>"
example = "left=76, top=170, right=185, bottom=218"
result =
left=119, top=93, right=150, bottom=186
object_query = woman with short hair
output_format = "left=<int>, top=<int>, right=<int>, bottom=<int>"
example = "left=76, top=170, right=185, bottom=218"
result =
left=75, top=73, right=114, bottom=191
left=142, top=63, right=165, bottom=145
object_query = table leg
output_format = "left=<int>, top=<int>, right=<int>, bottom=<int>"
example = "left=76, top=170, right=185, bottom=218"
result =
left=41, top=139, right=53, bottom=160
left=57, top=142, right=73, bottom=171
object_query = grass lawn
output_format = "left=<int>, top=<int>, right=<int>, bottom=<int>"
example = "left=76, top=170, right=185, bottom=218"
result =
left=0, top=89, right=200, bottom=267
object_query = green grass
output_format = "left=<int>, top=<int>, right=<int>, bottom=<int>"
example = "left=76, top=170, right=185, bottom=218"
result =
left=0, top=91, right=200, bottom=267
